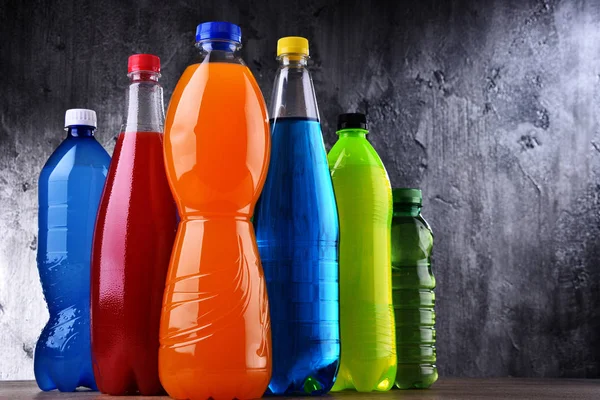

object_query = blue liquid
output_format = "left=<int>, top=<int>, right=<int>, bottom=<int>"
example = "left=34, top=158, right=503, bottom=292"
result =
left=254, top=117, right=340, bottom=395
left=35, top=127, right=110, bottom=392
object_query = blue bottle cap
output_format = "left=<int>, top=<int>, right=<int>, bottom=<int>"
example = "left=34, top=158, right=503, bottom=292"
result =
left=195, top=22, right=242, bottom=43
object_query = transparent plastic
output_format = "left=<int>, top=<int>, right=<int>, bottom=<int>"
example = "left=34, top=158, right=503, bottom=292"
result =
left=35, top=124, right=110, bottom=392
left=328, top=128, right=396, bottom=392
left=391, top=200, right=437, bottom=389
left=269, top=55, right=319, bottom=119
left=91, top=69, right=177, bottom=395
left=160, top=39, right=272, bottom=400
left=253, top=54, right=340, bottom=395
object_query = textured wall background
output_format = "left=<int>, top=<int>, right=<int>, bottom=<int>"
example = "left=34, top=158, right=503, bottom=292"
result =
left=1, top=0, right=600, bottom=380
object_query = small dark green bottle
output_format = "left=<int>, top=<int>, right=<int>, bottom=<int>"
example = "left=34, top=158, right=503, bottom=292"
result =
left=391, top=189, right=437, bottom=389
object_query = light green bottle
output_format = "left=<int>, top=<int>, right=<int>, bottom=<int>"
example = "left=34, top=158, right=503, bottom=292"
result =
left=328, top=113, right=396, bottom=392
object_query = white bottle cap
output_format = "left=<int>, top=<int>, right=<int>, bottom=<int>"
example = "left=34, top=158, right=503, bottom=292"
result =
left=64, top=108, right=97, bottom=128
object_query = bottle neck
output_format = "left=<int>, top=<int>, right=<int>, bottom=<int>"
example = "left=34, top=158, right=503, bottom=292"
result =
left=67, top=125, right=95, bottom=138
left=270, top=54, right=319, bottom=121
left=197, top=40, right=244, bottom=64
left=129, top=71, right=158, bottom=82
left=123, top=71, right=164, bottom=133
left=338, top=128, right=368, bottom=138
left=393, top=204, right=422, bottom=217
left=280, top=55, right=308, bottom=67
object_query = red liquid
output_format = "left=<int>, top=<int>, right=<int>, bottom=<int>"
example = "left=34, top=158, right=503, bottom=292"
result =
left=91, top=131, right=177, bottom=395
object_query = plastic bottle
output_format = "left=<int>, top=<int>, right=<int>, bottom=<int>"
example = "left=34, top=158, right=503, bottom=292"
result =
left=159, top=22, right=271, bottom=400
left=391, top=188, right=437, bottom=389
left=35, top=109, right=109, bottom=392
left=91, top=54, right=177, bottom=395
left=328, top=113, right=396, bottom=392
left=254, top=36, right=340, bottom=395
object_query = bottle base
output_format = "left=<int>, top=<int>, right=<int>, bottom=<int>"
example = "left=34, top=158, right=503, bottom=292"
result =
left=394, top=364, right=438, bottom=389
left=96, top=379, right=164, bottom=396
left=34, top=355, right=97, bottom=392
left=161, top=369, right=270, bottom=400
left=331, top=359, right=396, bottom=392
left=266, top=361, right=338, bottom=396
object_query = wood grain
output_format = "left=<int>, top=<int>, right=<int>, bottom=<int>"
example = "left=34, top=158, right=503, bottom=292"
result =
left=1, top=379, right=600, bottom=400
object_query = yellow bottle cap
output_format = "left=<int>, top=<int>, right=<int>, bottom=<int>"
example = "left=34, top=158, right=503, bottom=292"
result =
left=277, top=36, right=309, bottom=57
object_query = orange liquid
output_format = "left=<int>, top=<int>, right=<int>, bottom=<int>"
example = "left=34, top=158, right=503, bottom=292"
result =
left=160, top=62, right=271, bottom=400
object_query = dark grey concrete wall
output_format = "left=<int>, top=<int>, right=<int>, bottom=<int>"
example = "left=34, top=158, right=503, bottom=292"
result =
left=1, top=0, right=599, bottom=379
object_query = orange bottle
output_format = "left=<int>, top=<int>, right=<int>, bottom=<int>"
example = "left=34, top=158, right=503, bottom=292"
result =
left=159, top=22, right=272, bottom=400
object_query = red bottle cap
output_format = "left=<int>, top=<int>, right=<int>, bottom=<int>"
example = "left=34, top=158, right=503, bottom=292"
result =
left=128, top=54, right=160, bottom=73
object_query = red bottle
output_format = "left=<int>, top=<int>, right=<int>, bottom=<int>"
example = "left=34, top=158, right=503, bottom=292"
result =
left=91, top=54, right=177, bottom=395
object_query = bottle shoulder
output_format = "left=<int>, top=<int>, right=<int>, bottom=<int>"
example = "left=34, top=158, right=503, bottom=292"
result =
left=393, top=214, right=432, bottom=229
left=328, top=137, right=386, bottom=169
left=418, top=214, right=433, bottom=235
left=41, top=137, right=111, bottom=176
left=328, top=140, right=391, bottom=196
left=392, top=215, right=434, bottom=247
left=269, top=63, right=319, bottom=120
left=170, top=62, right=267, bottom=120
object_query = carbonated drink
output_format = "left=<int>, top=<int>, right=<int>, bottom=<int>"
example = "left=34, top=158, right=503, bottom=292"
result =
left=328, top=113, right=396, bottom=392
left=254, top=36, right=340, bottom=396
left=391, top=188, right=437, bottom=389
left=91, top=54, right=177, bottom=395
left=159, top=22, right=271, bottom=400
left=35, top=109, right=109, bottom=392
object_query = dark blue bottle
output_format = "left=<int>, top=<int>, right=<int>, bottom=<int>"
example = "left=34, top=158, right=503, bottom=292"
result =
left=254, top=37, right=340, bottom=395
left=35, top=109, right=110, bottom=391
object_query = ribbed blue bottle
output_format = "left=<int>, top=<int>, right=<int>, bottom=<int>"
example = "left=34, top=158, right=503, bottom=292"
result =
left=35, top=109, right=110, bottom=392
left=254, top=36, right=340, bottom=395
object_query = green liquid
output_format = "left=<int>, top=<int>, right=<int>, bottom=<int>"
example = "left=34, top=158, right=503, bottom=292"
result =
left=328, top=132, right=396, bottom=392
left=391, top=207, right=438, bottom=389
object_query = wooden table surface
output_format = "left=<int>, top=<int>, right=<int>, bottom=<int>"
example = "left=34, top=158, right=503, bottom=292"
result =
left=0, top=379, right=599, bottom=400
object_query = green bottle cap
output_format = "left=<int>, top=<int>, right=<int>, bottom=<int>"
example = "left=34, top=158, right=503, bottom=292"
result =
left=392, top=188, right=422, bottom=205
